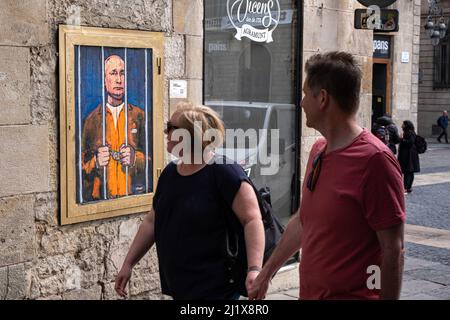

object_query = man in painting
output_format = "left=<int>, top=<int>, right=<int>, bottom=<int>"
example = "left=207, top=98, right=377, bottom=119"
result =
left=81, top=54, right=148, bottom=200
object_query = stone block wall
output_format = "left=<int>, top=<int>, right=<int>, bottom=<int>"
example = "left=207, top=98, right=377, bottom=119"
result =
left=0, top=0, right=200, bottom=300
left=390, top=0, right=421, bottom=131
left=418, top=0, right=450, bottom=137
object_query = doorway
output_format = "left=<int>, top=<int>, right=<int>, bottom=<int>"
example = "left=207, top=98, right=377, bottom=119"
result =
left=372, top=59, right=391, bottom=127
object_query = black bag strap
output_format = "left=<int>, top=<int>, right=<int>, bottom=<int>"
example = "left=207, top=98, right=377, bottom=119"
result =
left=210, top=156, right=250, bottom=296
left=210, top=156, right=245, bottom=259
left=211, top=156, right=284, bottom=294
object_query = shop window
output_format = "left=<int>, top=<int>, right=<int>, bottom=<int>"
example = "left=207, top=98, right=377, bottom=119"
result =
left=239, top=44, right=271, bottom=102
left=204, top=0, right=300, bottom=224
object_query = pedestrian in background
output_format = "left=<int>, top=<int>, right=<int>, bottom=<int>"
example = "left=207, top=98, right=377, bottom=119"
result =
left=372, top=124, right=389, bottom=146
left=437, top=110, right=449, bottom=144
left=398, top=120, right=420, bottom=194
left=376, top=114, right=400, bottom=154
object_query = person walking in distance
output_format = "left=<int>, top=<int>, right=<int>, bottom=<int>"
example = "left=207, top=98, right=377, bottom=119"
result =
left=398, top=120, right=420, bottom=194
left=376, top=114, right=400, bottom=154
left=437, top=110, right=449, bottom=143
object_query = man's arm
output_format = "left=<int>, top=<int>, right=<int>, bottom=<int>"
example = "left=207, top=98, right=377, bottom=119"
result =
left=248, top=210, right=303, bottom=300
left=376, top=222, right=404, bottom=300
left=81, top=113, right=109, bottom=172
left=133, top=150, right=146, bottom=170
left=126, top=110, right=148, bottom=171
left=81, top=117, right=97, bottom=174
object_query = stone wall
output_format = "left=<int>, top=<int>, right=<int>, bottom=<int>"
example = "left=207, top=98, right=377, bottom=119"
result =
left=0, top=0, right=199, bottom=300
left=390, top=0, right=421, bottom=131
left=418, top=0, right=450, bottom=137
left=300, top=0, right=374, bottom=180
left=301, top=0, right=420, bottom=179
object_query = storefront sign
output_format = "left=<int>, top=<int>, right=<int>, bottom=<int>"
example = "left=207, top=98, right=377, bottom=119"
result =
left=373, top=35, right=391, bottom=59
left=207, top=42, right=228, bottom=53
left=354, top=8, right=399, bottom=32
left=226, top=0, right=281, bottom=43
left=206, top=10, right=292, bottom=32
left=170, top=80, right=187, bottom=99
left=205, top=17, right=222, bottom=31
left=401, top=51, right=410, bottom=63
left=357, top=0, right=397, bottom=7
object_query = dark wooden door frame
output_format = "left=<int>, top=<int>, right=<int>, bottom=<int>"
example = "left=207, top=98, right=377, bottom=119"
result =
left=373, top=57, right=392, bottom=115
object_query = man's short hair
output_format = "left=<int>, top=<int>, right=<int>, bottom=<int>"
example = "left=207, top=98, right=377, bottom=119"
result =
left=305, top=51, right=362, bottom=114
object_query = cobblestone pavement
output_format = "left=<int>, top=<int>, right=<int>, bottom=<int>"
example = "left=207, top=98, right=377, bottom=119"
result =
left=264, top=141, right=450, bottom=300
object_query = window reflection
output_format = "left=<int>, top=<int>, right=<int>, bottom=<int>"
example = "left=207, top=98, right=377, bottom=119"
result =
left=204, top=0, right=298, bottom=224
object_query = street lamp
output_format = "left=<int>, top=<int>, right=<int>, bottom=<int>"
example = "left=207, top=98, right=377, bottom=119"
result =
left=425, top=17, right=435, bottom=37
left=425, top=0, right=448, bottom=46
left=431, top=30, right=441, bottom=46
left=439, top=17, right=447, bottom=38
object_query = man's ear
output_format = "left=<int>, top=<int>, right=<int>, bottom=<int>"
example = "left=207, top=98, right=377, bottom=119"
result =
left=318, top=89, right=329, bottom=111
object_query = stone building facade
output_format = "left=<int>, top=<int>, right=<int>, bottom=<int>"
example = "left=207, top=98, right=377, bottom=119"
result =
left=0, top=0, right=418, bottom=300
left=390, top=0, right=421, bottom=131
left=418, top=0, right=450, bottom=137
left=301, top=0, right=420, bottom=178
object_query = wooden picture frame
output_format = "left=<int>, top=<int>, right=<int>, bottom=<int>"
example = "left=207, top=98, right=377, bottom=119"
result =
left=59, top=25, right=164, bottom=225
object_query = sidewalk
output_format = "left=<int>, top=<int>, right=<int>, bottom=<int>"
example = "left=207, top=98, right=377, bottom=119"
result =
left=265, top=255, right=450, bottom=300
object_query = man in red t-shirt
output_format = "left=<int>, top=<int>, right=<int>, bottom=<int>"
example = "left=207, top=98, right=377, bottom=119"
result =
left=249, top=52, right=405, bottom=300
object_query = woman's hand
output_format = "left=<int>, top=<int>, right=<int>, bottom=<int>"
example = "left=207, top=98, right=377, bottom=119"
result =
left=115, top=264, right=132, bottom=298
left=247, top=271, right=270, bottom=300
left=245, top=270, right=259, bottom=299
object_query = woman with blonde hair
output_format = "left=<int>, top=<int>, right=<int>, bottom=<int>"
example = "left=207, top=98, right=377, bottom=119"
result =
left=115, top=102, right=265, bottom=300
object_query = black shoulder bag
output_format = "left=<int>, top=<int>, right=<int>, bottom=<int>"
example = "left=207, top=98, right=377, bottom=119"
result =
left=212, top=161, right=285, bottom=297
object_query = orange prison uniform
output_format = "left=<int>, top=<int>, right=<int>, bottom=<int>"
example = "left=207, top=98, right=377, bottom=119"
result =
left=104, top=107, right=131, bottom=198
left=82, top=103, right=146, bottom=201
